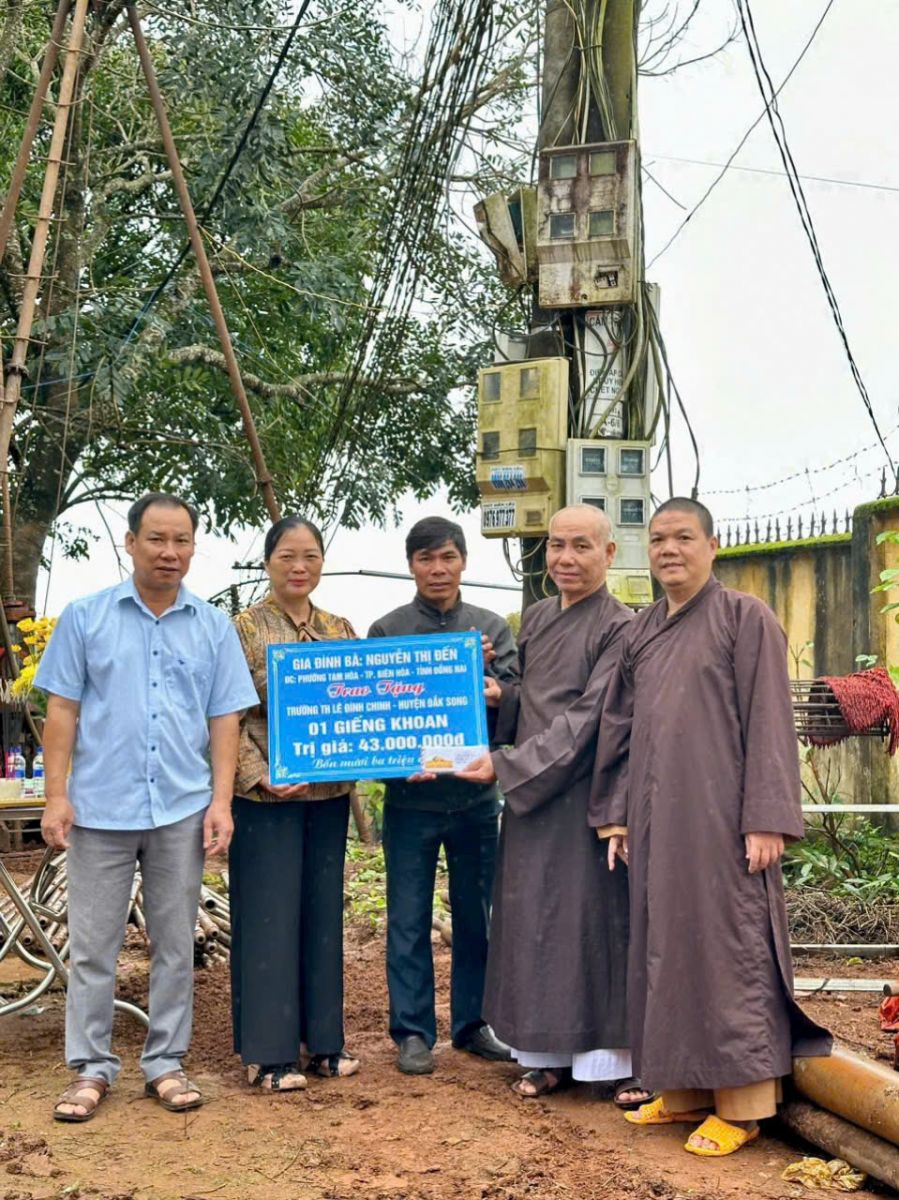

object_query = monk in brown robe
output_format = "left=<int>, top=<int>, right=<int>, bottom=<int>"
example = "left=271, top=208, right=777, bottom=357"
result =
left=458, top=506, right=649, bottom=1103
left=589, top=497, right=830, bottom=1156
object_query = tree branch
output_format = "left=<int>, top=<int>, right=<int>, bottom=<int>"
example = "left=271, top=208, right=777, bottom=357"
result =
left=0, top=0, right=23, bottom=92
left=167, top=344, right=426, bottom=401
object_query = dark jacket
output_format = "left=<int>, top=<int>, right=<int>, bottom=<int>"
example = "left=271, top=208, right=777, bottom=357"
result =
left=368, top=592, right=518, bottom=812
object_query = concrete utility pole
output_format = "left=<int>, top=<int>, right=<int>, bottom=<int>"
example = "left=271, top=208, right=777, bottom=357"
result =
left=474, top=1, right=652, bottom=612
left=521, top=0, right=641, bottom=610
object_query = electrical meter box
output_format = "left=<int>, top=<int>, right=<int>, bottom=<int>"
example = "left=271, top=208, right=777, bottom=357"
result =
left=566, top=437, right=653, bottom=605
left=536, top=141, right=638, bottom=308
left=477, top=358, right=568, bottom=538
left=474, top=186, right=538, bottom=288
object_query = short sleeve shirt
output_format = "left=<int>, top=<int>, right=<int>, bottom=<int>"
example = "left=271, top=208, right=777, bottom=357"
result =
left=35, top=577, right=258, bottom=830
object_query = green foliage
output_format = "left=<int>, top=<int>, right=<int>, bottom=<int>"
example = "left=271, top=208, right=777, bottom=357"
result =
left=783, top=821, right=899, bottom=900
left=875, top=530, right=899, bottom=620
left=356, top=779, right=385, bottom=839
left=346, top=841, right=387, bottom=933
left=0, top=0, right=536, bottom=598
left=787, top=746, right=899, bottom=900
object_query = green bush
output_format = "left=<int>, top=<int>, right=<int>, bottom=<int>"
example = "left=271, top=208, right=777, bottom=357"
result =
left=783, top=819, right=899, bottom=899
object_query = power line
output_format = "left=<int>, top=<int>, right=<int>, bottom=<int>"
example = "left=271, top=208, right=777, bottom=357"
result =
left=647, top=0, right=835, bottom=269
left=737, top=0, right=895, bottom=475
left=648, top=154, right=899, bottom=197
left=112, top=0, right=314, bottom=361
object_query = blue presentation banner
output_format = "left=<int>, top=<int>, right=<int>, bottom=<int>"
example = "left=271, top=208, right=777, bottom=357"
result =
left=268, top=632, right=489, bottom=784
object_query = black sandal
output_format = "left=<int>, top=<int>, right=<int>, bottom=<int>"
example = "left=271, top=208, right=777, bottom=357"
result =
left=511, top=1067, right=573, bottom=1098
left=247, top=1063, right=307, bottom=1091
left=612, top=1076, right=656, bottom=1110
left=304, top=1049, right=361, bottom=1078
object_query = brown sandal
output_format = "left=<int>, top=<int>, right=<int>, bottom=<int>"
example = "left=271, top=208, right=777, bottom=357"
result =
left=145, top=1069, right=204, bottom=1111
left=54, top=1076, right=109, bottom=1123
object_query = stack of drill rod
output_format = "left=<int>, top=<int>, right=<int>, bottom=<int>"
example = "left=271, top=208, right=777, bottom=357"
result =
left=0, top=850, right=232, bottom=969
left=0, top=851, right=69, bottom=962
left=194, top=880, right=231, bottom=967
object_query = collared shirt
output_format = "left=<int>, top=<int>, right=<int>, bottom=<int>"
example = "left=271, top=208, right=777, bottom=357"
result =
left=35, top=576, right=258, bottom=831
left=368, top=590, right=518, bottom=812
left=233, top=594, right=357, bottom=801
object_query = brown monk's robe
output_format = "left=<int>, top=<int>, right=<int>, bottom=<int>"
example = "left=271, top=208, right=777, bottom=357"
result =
left=484, top=586, right=633, bottom=1053
left=588, top=577, right=831, bottom=1092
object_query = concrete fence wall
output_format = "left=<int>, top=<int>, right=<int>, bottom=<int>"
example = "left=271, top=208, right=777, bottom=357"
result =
left=713, top=497, right=899, bottom=806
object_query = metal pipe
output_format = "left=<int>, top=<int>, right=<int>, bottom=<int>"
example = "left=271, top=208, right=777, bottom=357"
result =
left=792, top=945, right=899, bottom=956
left=801, top=805, right=899, bottom=814
left=125, top=4, right=281, bottom=524
left=780, top=1100, right=899, bottom=1191
left=196, top=911, right=218, bottom=942
left=792, top=1046, right=899, bottom=1147
left=795, top=978, right=890, bottom=993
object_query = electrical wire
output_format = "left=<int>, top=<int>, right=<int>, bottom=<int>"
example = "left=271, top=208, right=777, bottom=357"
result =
left=112, top=0, right=314, bottom=361
left=645, top=297, right=700, bottom=498
left=717, top=461, right=882, bottom=524
left=737, top=0, right=894, bottom=475
left=701, top=424, right=899, bottom=497
left=647, top=0, right=836, bottom=269
left=649, top=154, right=899, bottom=197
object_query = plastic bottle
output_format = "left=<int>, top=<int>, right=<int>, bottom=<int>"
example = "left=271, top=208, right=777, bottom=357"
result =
left=32, top=750, right=45, bottom=799
left=11, top=746, right=25, bottom=780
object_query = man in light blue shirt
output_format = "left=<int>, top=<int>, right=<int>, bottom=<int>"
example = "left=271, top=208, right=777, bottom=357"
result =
left=36, top=492, right=257, bottom=1122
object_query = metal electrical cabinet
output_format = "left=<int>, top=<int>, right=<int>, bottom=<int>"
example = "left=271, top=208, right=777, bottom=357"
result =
left=566, top=437, right=653, bottom=606
left=536, top=140, right=638, bottom=308
left=476, top=358, right=568, bottom=538
left=473, top=186, right=538, bottom=288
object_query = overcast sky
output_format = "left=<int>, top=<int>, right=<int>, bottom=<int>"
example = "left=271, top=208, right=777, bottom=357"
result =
left=40, top=0, right=899, bottom=629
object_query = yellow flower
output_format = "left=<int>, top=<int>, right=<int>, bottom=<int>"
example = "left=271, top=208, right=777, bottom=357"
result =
left=16, top=618, right=34, bottom=633
left=10, top=643, right=21, bottom=653
left=10, top=664, right=36, bottom=698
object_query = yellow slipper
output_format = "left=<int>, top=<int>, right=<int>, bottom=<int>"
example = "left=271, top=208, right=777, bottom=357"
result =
left=625, top=1095, right=710, bottom=1126
left=684, top=1114, right=760, bottom=1157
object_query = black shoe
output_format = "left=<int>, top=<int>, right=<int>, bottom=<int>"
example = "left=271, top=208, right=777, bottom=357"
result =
left=396, top=1035, right=434, bottom=1075
left=453, top=1025, right=513, bottom=1062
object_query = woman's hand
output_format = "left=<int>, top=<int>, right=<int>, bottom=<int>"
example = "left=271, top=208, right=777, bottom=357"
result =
left=484, top=676, right=502, bottom=708
left=262, top=776, right=310, bottom=799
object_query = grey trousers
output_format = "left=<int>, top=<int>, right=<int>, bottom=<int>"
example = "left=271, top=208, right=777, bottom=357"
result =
left=65, top=809, right=205, bottom=1085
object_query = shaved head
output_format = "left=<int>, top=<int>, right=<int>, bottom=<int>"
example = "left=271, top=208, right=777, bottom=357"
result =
left=546, top=505, right=616, bottom=607
left=549, top=504, right=613, bottom=544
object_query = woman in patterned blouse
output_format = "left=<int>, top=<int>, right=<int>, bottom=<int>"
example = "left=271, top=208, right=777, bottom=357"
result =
left=230, top=516, right=360, bottom=1090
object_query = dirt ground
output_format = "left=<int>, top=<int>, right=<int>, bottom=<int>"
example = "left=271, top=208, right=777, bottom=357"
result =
left=1, top=864, right=897, bottom=1200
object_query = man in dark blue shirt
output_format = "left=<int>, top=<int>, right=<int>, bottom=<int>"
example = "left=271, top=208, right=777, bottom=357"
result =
left=369, top=516, right=517, bottom=1075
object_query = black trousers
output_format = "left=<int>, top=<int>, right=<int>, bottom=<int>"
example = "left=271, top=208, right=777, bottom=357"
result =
left=382, top=798, right=499, bottom=1048
left=229, top=793, right=349, bottom=1065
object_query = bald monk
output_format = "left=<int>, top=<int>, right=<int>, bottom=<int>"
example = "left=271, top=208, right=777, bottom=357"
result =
left=458, top=506, right=649, bottom=1103
left=590, top=498, right=830, bottom=1155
